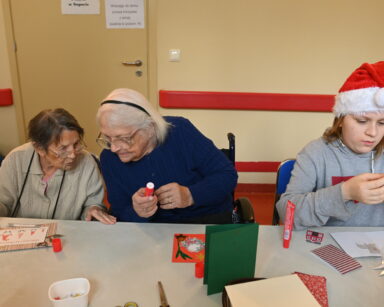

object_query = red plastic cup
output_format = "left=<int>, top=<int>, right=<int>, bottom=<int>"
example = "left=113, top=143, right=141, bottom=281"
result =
left=195, top=262, right=204, bottom=278
left=52, top=238, right=62, bottom=253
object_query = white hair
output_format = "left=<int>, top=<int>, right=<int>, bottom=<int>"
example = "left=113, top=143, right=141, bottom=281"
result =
left=96, top=88, right=170, bottom=144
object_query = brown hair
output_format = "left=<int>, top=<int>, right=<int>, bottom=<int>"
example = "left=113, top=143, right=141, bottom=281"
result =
left=323, top=116, right=384, bottom=158
left=28, top=108, right=84, bottom=151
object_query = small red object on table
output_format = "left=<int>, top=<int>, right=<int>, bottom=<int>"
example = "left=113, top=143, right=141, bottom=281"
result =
left=306, top=230, right=324, bottom=244
left=52, top=238, right=62, bottom=252
left=195, top=262, right=204, bottom=278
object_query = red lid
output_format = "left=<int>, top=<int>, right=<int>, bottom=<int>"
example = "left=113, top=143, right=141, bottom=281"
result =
left=52, top=238, right=62, bottom=252
left=145, top=182, right=155, bottom=196
left=195, top=262, right=204, bottom=278
left=283, top=239, right=290, bottom=249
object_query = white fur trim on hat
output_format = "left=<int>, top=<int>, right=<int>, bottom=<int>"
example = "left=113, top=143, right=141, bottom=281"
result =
left=333, top=87, right=384, bottom=116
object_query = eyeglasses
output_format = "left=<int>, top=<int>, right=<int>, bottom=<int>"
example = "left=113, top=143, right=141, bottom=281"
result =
left=96, top=130, right=139, bottom=150
left=49, top=142, right=86, bottom=159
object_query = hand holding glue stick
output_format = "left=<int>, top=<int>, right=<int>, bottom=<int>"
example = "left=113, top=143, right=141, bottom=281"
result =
left=132, top=182, right=158, bottom=218
left=283, top=200, right=296, bottom=248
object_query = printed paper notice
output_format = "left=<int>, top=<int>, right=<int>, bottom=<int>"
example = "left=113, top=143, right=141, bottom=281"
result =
left=105, top=0, right=144, bottom=29
left=61, top=0, right=100, bottom=14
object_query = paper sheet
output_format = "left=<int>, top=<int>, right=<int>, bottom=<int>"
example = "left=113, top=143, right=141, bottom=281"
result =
left=225, top=274, right=321, bottom=307
left=105, top=0, right=144, bottom=29
left=204, top=224, right=259, bottom=295
left=330, top=231, right=384, bottom=258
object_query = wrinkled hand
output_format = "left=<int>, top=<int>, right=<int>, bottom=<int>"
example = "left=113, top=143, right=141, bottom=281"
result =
left=132, top=187, right=158, bottom=218
left=342, top=173, right=384, bottom=204
left=85, top=206, right=117, bottom=225
left=155, top=182, right=193, bottom=210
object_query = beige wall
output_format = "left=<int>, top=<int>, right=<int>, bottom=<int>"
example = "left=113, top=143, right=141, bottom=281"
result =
left=1, top=0, right=384, bottom=183
left=156, top=0, right=384, bottom=182
left=0, top=4, right=19, bottom=155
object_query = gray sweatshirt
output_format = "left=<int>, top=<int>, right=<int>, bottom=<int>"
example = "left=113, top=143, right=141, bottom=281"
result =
left=276, top=137, right=384, bottom=229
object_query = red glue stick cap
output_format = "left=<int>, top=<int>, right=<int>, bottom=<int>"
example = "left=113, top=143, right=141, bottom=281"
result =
left=145, top=182, right=154, bottom=196
left=52, top=238, right=62, bottom=252
left=195, top=262, right=204, bottom=278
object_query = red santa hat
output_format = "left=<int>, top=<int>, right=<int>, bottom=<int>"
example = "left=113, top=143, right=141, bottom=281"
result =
left=333, top=61, right=384, bottom=117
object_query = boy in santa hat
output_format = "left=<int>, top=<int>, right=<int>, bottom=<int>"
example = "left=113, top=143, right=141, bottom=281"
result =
left=276, top=61, right=384, bottom=229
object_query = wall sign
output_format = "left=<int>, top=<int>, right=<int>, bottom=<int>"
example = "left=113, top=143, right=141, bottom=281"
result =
left=105, top=0, right=144, bottom=29
left=61, top=0, right=100, bottom=15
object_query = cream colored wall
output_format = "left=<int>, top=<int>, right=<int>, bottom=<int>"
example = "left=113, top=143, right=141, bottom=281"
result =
left=156, top=0, right=384, bottom=183
left=1, top=1, right=384, bottom=184
left=0, top=4, right=19, bottom=156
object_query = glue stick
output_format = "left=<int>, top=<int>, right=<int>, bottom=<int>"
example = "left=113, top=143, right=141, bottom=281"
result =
left=283, top=200, right=296, bottom=248
left=145, top=182, right=154, bottom=197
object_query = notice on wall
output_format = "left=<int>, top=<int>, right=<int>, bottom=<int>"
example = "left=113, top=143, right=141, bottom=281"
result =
left=61, top=0, right=100, bottom=14
left=105, top=0, right=144, bottom=29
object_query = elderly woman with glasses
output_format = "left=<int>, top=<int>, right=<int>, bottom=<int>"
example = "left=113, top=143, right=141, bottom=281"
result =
left=0, top=108, right=116, bottom=224
left=96, top=88, right=238, bottom=224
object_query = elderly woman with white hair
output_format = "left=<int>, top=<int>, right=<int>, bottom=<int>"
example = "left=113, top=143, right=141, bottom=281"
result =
left=96, top=88, right=238, bottom=224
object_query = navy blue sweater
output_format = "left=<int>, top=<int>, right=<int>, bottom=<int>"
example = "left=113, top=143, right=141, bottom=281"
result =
left=100, top=116, right=238, bottom=222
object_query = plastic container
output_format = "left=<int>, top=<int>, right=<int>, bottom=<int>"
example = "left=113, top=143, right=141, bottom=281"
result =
left=48, top=278, right=90, bottom=307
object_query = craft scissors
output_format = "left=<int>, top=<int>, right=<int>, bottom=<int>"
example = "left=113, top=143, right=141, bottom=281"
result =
left=158, top=281, right=170, bottom=307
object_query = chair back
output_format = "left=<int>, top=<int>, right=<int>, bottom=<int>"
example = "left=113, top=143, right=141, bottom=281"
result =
left=221, top=133, right=254, bottom=224
left=221, top=133, right=235, bottom=166
left=272, top=159, right=295, bottom=225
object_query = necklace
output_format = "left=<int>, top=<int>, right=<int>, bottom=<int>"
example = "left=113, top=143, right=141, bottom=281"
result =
left=11, top=150, right=66, bottom=219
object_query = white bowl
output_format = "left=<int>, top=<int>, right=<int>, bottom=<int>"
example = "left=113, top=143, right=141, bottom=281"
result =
left=48, top=278, right=90, bottom=307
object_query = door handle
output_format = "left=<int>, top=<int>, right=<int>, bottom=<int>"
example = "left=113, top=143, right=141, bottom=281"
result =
left=122, top=60, right=142, bottom=67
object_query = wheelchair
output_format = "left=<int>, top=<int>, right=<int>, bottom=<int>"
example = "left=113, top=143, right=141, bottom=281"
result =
left=221, top=133, right=255, bottom=224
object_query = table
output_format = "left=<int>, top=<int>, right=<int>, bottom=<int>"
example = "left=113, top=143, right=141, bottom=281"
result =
left=0, top=218, right=383, bottom=307
left=256, top=225, right=384, bottom=307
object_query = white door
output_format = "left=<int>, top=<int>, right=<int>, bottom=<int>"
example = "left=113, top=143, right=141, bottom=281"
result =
left=6, top=0, right=148, bottom=154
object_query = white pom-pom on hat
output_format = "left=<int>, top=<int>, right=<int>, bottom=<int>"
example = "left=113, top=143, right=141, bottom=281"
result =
left=375, top=88, right=384, bottom=108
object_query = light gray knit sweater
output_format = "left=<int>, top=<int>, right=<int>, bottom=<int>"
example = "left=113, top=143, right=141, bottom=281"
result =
left=0, top=143, right=105, bottom=220
left=276, top=137, right=384, bottom=229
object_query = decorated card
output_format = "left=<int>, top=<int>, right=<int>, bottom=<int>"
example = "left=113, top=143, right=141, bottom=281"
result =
left=0, top=223, right=57, bottom=252
left=204, top=223, right=259, bottom=295
left=172, top=233, right=205, bottom=263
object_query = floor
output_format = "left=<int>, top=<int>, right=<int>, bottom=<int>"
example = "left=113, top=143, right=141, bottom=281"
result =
left=234, top=191, right=275, bottom=225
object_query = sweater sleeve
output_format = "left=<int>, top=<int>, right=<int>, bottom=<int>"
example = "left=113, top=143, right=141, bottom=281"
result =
left=180, top=119, right=238, bottom=208
left=276, top=146, right=356, bottom=230
left=80, top=154, right=107, bottom=220
left=0, top=153, right=18, bottom=216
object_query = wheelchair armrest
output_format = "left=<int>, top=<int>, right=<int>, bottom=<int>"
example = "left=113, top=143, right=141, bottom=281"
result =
left=234, top=197, right=255, bottom=224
